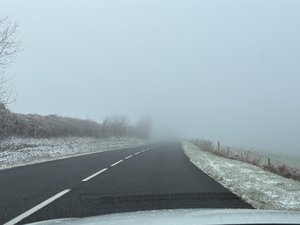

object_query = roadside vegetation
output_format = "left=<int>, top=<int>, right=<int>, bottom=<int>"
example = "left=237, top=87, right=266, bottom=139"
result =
left=183, top=141, right=300, bottom=210
left=190, top=138, right=300, bottom=182
left=0, top=103, right=151, bottom=139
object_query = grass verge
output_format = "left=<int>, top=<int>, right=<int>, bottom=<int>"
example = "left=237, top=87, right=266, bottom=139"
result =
left=190, top=139, right=300, bottom=182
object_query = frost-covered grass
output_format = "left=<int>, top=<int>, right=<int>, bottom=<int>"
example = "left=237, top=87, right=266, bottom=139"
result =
left=182, top=141, right=300, bottom=211
left=229, top=147, right=300, bottom=170
left=0, top=137, right=147, bottom=170
left=190, top=139, right=300, bottom=182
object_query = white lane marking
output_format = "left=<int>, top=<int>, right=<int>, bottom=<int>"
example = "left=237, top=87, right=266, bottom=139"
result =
left=110, top=159, right=123, bottom=167
left=82, top=168, right=108, bottom=182
left=134, top=152, right=140, bottom=155
left=125, top=155, right=133, bottom=159
left=4, top=189, right=71, bottom=225
left=144, top=146, right=155, bottom=151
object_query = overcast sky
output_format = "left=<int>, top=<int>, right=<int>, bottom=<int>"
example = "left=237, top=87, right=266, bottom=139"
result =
left=2, top=0, right=300, bottom=155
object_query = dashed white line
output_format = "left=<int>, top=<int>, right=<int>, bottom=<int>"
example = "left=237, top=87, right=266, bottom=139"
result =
left=4, top=147, right=158, bottom=225
left=4, top=189, right=71, bottom=225
left=110, top=159, right=123, bottom=167
left=125, top=155, right=133, bottom=159
left=143, top=147, right=153, bottom=152
left=82, top=168, right=108, bottom=182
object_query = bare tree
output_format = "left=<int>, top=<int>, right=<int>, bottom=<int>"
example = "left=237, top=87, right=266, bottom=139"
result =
left=102, top=115, right=128, bottom=137
left=134, top=116, right=152, bottom=139
left=0, top=17, right=21, bottom=105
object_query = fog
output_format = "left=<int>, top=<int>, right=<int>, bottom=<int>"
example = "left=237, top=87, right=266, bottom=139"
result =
left=2, top=0, right=300, bottom=155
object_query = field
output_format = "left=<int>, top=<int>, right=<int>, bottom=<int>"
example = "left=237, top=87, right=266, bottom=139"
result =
left=230, top=147, right=300, bottom=170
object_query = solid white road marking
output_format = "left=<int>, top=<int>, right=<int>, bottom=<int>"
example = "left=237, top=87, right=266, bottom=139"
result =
left=82, top=168, right=108, bottom=182
left=134, top=152, right=140, bottom=155
left=4, top=189, right=71, bottom=225
left=125, top=155, right=133, bottom=159
left=110, top=159, right=123, bottom=167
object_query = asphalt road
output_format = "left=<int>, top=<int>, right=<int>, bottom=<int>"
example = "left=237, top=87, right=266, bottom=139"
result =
left=0, top=142, right=252, bottom=225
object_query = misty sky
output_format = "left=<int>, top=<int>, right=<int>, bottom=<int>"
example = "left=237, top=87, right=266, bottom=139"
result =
left=2, top=0, right=300, bottom=155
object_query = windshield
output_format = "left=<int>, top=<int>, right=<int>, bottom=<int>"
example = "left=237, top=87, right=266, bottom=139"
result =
left=1, top=0, right=300, bottom=224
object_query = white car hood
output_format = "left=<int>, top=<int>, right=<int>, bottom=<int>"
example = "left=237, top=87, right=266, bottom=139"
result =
left=27, top=209, right=300, bottom=225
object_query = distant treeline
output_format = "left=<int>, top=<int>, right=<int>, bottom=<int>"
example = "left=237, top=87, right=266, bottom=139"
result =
left=0, top=103, right=151, bottom=139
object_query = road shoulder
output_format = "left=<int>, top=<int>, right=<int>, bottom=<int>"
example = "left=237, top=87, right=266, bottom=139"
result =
left=182, top=141, right=300, bottom=211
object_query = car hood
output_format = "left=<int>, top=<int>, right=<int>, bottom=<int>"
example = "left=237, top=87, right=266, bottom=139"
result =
left=27, top=209, right=300, bottom=225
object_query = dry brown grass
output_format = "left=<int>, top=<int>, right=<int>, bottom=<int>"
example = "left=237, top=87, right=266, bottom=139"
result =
left=263, top=164, right=300, bottom=181
left=190, top=139, right=300, bottom=182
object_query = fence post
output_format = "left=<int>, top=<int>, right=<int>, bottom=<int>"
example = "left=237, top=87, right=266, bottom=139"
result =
left=268, top=158, right=271, bottom=166
left=227, top=147, right=230, bottom=156
left=218, top=141, right=220, bottom=151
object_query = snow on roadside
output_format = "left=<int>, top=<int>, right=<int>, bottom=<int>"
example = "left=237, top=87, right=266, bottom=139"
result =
left=182, top=141, right=300, bottom=211
left=0, top=137, right=147, bottom=170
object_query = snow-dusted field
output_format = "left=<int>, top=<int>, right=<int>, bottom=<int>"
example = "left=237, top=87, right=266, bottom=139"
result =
left=182, top=141, right=300, bottom=211
left=0, top=137, right=147, bottom=170
left=228, top=146, right=300, bottom=170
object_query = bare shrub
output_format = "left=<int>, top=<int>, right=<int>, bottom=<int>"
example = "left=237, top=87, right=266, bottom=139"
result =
left=240, top=151, right=250, bottom=162
left=250, top=155, right=262, bottom=166
left=191, top=138, right=214, bottom=151
left=216, top=148, right=229, bottom=157
left=0, top=17, right=21, bottom=105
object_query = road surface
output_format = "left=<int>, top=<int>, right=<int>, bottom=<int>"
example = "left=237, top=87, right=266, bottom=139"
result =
left=0, top=142, right=252, bottom=224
